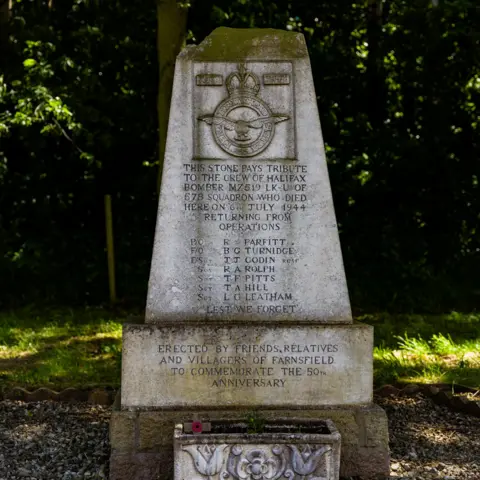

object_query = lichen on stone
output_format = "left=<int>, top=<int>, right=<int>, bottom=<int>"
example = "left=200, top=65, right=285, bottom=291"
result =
left=180, top=27, right=307, bottom=60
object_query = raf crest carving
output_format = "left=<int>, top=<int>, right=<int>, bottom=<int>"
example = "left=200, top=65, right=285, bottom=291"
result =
left=198, top=64, right=290, bottom=158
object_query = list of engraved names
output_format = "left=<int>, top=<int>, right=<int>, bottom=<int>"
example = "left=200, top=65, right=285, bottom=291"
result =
left=183, top=161, right=309, bottom=315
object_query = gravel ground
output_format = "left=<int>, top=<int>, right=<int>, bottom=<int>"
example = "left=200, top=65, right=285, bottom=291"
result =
left=376, top=393, right=480, bottom=480
left=0, top=401, right=109, bottom=480
left=0, top=393, right=479, bottom=480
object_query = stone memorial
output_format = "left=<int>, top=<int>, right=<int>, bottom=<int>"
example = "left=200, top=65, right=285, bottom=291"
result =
left=110, top=27, right=389, bottom=480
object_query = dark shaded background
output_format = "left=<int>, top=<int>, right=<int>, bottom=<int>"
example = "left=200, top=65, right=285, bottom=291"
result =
left=0, top=0, right=478, bottom=312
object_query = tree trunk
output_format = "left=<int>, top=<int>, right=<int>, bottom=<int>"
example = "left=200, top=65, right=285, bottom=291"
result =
left=157, top=0, right=188, bottom=193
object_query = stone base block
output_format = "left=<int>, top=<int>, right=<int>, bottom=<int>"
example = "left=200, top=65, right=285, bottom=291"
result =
left=109, top=401, right=390, bottom=480
left=121, top=322, right=373, bottom=408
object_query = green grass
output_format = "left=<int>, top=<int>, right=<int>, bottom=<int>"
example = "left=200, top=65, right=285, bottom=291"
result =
left=0, top=307, right=124, bottom=390
left=0, top=308, right=479, bottom=391
left=360, top=312, right=480, bottom=389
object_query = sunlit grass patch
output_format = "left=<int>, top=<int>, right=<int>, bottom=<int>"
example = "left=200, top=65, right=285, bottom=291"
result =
left=372, top=326, right=480, bottom=389
left=360, top=311, right=480, bottom=348
left=0, top=307, right=124, bottom=390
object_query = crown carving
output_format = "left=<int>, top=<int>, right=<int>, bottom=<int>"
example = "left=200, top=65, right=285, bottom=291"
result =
left=226, top=64, right=260, bottom=96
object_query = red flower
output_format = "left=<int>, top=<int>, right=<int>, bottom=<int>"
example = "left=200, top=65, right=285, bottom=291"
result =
left=192, top=421, right=203, bottom=433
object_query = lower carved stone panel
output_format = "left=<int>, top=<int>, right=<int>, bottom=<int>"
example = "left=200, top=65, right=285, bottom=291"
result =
left=174, top=420, right=341, bottom=480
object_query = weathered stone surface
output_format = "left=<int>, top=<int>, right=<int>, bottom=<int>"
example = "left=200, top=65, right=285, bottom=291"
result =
left=112, top=389, right=121, bottom=410
left=146, top=27, right=352, bottom=324
left=355, top=405, right=389, bottom=449
left=174, top=420, right=341, bottom=480
left=130, top=408, right=369, bottom=449
left=181, top=27, right=307, bottom=61
left=121, top=322, right=373, bottom=408
left=138, top=413, right=171, bottom=450
left=134, top=411, right=356, bottom=450
left=109, top=452, right=166, bottom=480
left=110, top=412, right=137, bottom=452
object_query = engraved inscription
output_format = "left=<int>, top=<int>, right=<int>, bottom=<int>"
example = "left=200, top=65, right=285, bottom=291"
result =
left=263, top=73, right=290, bottom=85
left=196, top=74, right=223, bottom=86
left=158, top=341, right=338, bottom=388
left=182, top=161, right=311, bottom=316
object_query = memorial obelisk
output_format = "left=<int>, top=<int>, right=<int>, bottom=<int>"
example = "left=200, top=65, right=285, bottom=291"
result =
left=109, top=28, right=389, bottom=480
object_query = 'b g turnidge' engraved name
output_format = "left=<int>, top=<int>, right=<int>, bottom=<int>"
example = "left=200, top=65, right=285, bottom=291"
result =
left=198, top=64, right=290, bottom=157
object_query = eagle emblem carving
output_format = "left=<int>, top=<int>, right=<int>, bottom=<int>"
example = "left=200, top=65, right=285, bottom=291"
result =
left=198, top=64, right=290, bottom=157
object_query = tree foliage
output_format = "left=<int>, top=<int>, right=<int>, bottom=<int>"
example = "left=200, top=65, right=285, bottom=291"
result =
left=0, top=0, right=159, bottom=305
left=0, top=0, right=479, bottom=311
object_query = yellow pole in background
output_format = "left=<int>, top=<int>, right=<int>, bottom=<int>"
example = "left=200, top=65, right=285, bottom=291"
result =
left=104, top=194, right=117, bottom=304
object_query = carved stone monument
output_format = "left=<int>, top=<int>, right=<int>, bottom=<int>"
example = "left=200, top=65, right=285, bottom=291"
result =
left=174, top=420, right=342, bottom=480
left=109, top=28, right=389, bottom=480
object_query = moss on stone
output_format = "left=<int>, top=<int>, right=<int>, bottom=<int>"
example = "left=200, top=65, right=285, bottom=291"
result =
left=181, top=27, right=307, bottom=60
